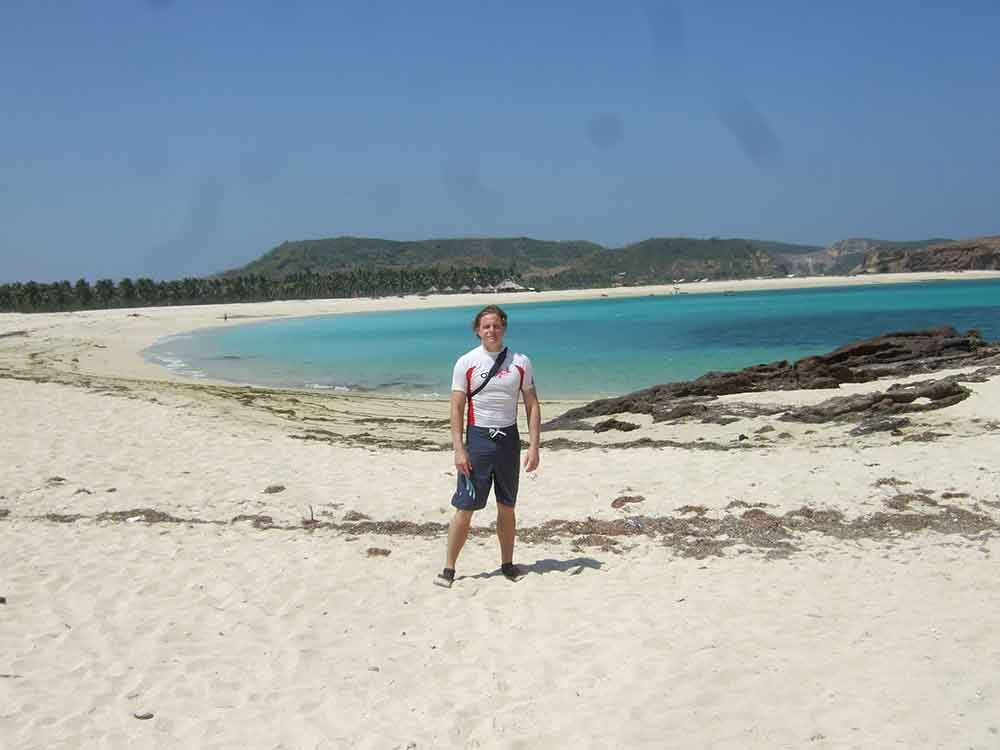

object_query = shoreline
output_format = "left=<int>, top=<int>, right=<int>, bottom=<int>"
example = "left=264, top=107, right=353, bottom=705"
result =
left=2, top=270, right=999, bottom=391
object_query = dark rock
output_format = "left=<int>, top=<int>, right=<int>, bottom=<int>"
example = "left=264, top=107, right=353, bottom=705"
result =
left=702, top=415, right=740, bottom=425
left=366, top=547, right=391, bottom=557
left=653, top=401, right=710, bottom=420
left=593, top=418, right=640, bottom=433
left=782, top=379, right=970, bottom=425
left=849, top=418, right=911, bottom=436
left=544, top=327, right=996, bottom=430
left=263, top=484, right=285, bottom=494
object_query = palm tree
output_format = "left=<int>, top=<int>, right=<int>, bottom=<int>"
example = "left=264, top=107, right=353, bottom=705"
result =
left=118, top=278, right=137, bottom=308
left=94, top=279, right=115, bottom=309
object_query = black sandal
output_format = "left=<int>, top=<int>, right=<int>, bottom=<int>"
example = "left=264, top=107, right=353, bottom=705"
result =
left=434, top=568, right=456, bottom=588
left=501, top=563, right=523, bottom=581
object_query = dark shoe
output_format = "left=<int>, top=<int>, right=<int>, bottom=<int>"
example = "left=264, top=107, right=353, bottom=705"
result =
left=434, top=568, right=455, bottom=589
left=501, top=563, right=523, bottom=581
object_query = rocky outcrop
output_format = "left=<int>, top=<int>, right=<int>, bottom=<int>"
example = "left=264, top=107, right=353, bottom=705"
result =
left=543, top=327, right=1000, bottom=429
left=856, top=236, right=1000, bottom=274
left=779, top=378, right=973, bottom=424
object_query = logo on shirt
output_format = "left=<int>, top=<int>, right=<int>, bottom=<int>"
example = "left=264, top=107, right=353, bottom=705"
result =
left=479, top=368, right=511, bottom=379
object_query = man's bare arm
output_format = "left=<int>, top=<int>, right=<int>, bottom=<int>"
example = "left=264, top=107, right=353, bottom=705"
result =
left=522, top=387, right=541, bottom=472
left=450, top=391, right=471, bottom=476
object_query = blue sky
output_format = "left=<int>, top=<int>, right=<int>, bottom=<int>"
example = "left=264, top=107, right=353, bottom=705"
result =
left=2, top=0, right=999, bottom=282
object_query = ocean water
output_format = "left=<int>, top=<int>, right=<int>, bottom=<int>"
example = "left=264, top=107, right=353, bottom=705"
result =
left=144, top=279, right=1000, bottom=400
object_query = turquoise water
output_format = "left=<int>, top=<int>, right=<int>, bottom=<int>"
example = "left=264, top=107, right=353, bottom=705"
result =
left=145, top=279, right=1000, bottom=399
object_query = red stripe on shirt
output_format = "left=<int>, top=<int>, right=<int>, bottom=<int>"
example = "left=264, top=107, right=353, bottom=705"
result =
left=515, top=364, right=525, bottom=391
left=465, top=366, right=476, bottom=425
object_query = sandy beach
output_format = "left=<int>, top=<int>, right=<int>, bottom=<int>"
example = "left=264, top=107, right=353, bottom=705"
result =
left=3, top=272, right=1000, bottom=749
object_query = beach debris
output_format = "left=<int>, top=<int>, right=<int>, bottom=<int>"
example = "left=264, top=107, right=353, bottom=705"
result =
left=72, top=488, right=93, bottom=495
left=367, top=547, right=391, bottom=557
left=754, top=425, right=775, bottom=434
left=874, top=477, right=911, bottom=488
left=593, top=418, right=640, bottom=433
left=231, top=514, right=274, bottom=529
left=572, top=534, right=622, bottom=553
left=0, top=673, right=22, bottom=678
left=46, top=476, right=68, bottom=486
left=302, top=506, right=320, bottom=529
left=343, top=510, right=372, bottom=522
left=611, top=494, right=645, bottom=509
left=263, top=484, right=286, bottom=494
left=725, top=500, right=768, bottom=510
left=97, top=508, right=186, bottom=524
left=106, top=487, right=117, bottom=493
left=902, top=431, right=949, bottom=442
left=737, top=433, right=748, bottom=441
left=883, top=493, right=938, bottom=511
left=0, top=596, right=6, bottom=604
left=677, top=505, right=708, bottom=516
left=0, top=329, right=28, bottom=339
left=0, top=509, right=9, bottom=519
left=39, top=513, right=85, bottom=523
left=133, top=711, right=154, bottom=720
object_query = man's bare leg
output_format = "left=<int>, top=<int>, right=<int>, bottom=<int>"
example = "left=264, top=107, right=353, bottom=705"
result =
left=496, top=503, right=516, bottom=566
left=445, top=509, right=474, bottom=570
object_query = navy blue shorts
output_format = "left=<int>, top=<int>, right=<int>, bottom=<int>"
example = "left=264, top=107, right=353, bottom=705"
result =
left=452, top=425, right=521, bottom=511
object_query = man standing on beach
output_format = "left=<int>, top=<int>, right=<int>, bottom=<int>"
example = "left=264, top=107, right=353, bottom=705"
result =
left=436, top=305, right=541, bottom=588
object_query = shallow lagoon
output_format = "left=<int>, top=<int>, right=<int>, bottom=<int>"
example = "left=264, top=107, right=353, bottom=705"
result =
left=145, top=279, right=1000, bottom=399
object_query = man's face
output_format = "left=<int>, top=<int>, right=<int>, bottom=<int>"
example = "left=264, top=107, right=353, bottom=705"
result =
left=477, top=313, right=506, bottom=349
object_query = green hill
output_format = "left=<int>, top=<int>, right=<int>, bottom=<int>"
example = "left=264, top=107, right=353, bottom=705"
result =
left=218, top=233, right=970, bottom=291
left=221, top=235, right=802, bottom=288
left=223, top=237, right=603, bottom=279
left=572, top=238, right=785, bottom=282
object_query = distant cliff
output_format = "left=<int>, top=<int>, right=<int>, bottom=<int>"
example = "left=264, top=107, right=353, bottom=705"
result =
left=776, top=238, right=951, bottom=276
left=856, top=236, right=1000, bottom=273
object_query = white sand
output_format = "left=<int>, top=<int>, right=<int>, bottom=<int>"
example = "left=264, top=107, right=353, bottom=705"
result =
left=3, top=272, right=1000, bottom=749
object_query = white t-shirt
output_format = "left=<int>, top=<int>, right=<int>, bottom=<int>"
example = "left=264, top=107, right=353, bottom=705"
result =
left=451, top=345, right=536, bottom=428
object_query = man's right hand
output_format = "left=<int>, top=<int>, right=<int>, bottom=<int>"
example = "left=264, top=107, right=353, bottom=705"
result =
left=454, top=447, right=472, bottom=477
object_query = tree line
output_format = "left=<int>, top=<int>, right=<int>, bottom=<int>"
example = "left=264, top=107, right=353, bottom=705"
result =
left=0, top=266, right=535, bottom=313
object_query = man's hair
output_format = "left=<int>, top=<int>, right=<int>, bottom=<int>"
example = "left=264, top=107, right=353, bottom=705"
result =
left=472, top=304, right=508, bottom=335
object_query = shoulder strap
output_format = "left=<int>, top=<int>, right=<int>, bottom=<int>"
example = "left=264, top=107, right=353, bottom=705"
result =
left=468, top=347, right=508, bottom=399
